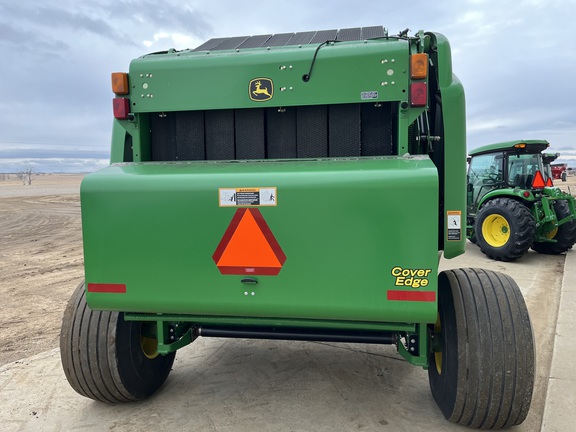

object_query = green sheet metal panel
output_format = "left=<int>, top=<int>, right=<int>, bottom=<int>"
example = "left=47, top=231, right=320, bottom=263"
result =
left=129, top=39, right=410, bottom=112
left=82, top=157, right=438, bottom=324
left=427, top=33, right=467, bottom=260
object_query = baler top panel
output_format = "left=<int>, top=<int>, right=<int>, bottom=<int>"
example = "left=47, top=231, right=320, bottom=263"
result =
left=129, top=26, right=411, bottom=112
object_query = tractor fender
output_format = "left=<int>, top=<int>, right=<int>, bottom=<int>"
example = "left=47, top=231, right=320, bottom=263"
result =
left=476, top=188, right=535, bottom=211
left=468, top=192, right=534, bottom=241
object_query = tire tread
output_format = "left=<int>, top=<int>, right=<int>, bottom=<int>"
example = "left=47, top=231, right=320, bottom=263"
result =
left=429, top=269, right=535, bottom=429
left=60, top=282, right=174, bottom=403
left=475, top=198, right=535, bottom=261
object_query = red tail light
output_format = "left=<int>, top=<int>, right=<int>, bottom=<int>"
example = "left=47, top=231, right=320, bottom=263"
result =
left=410, top=82, right=427, bottom=107
left=531, top=171, right=546, bottom=189
left=113, top=98, right=130, bottom=120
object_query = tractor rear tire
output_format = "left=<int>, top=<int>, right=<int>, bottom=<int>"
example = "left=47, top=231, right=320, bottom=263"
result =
left=60, top=282, right=175, bottom=403
left=532, top=200, right=576, bottom=255
left=475, top=198, right=535, bottom=261
left=428, top=269, right=534, bottom=429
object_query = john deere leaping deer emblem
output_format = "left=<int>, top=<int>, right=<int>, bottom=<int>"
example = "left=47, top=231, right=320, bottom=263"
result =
left=249, top=78, right=274, bottom=101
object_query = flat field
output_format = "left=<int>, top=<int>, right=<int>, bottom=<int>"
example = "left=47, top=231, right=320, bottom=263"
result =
left=0, top=174, right=84, bottom=364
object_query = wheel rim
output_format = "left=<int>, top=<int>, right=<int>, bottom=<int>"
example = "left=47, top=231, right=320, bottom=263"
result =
left=433, top=314, right=442, bottom=375
left=544, top=224, right=558, bottom=239
left=140, top=322, right=159, bottom=359
left=141, top=336, right=159, bottom=359
left=482, top=214, right=510, bottom=247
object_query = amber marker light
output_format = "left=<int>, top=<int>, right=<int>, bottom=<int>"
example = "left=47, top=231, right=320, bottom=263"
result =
left=112, top=72, right=129, bottom=95
left=514, top=143, right=526, bottom=149
left=410, top=53, right=428, bottom=79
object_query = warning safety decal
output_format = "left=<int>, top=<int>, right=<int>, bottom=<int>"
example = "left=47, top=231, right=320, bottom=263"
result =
left=219, top=187, right=277, bottom=207
left=447, top=210, right=462, bottom=241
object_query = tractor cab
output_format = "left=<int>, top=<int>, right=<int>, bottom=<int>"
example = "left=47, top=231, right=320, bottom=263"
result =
left=542, top=152, right=560, bottom=176
left=543, top=153, right=569, bottom=182
left=467, top=140, right=549, bottom=215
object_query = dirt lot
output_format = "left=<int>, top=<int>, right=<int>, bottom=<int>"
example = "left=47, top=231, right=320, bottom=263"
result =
left=556, top=171, right=576, bottom=195
left=0, top=172, right=574, bottom=368
left=0, top=175, right=84, bottom=365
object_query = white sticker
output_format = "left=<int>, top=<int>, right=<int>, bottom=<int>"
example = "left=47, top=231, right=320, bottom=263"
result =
left=361, top=91, right=378, bottom=100
left=219, top=187, right=277, bottom=207
left=447, top=210, right=462, bottom=241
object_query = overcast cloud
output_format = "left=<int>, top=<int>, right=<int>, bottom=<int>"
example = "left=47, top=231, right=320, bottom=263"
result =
left=0, top=0, right=575, bottom=172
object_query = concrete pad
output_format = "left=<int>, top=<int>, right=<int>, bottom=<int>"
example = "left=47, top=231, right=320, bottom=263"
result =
left=548, top=319, right=576, bottom=381
left=0, top=342, right=465, bottom=432
left=540, top=380, right=576, bottom=432
left=557, top=291, right=576, bottom=324
left=541, top=250, right=576, bottom=432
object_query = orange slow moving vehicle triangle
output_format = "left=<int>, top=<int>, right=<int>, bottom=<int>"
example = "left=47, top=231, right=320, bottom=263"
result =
left=213, top=208, right=286, bottom=275
left=532, top=170, right=546, bottom=189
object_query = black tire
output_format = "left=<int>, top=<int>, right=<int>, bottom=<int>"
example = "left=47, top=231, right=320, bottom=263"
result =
left=475, top=198, right=535, bottom=261
left=532, top=200, right=576, bottom=254
left=60, top=282, right=175, bottom=403
left=466, top=220, right=478, bottom=244
left=428, top=269, right=534, bottom=429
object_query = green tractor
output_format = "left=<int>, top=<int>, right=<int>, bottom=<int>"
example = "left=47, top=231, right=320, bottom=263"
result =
left=60, top=27, right=536, bottom=428
left=543, top=152, right=561, bottom=180
left=467, top=140, right=576, bottom=261
left=543, top=152, right=569, bottom=182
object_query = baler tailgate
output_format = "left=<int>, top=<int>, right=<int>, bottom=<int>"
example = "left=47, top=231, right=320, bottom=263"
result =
left=82, top=157, right=438, bottom=324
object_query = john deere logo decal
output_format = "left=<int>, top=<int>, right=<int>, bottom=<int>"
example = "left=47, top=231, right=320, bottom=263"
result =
left=249, top=78, right=273, bottom=102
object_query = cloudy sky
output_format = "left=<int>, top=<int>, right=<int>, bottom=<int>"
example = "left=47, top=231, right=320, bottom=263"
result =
left=1, top=0, right=575, bottom=173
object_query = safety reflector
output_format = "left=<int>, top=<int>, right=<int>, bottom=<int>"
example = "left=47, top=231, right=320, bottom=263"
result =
left=532, top=170, right=546, bottom=189
left=410, top=82, right=427, bottom=107
left=387, top=290, right=436, bottom=302
left=88, top=283, right=127, bottom=293
left=545, top=177, right=553, bottom=187
left=113, top=98, right=130, bottom=120
left=213, top=208, right=286, bottom=275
